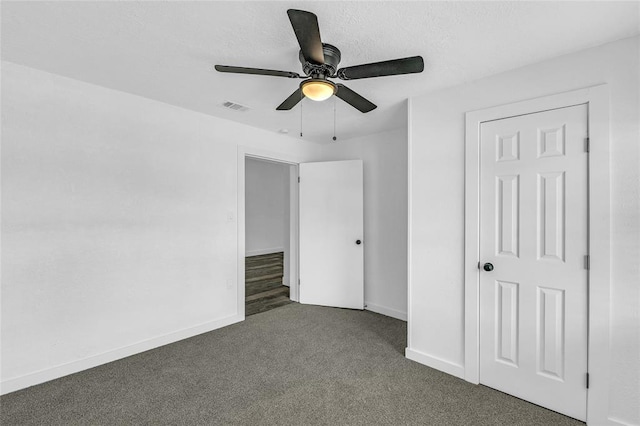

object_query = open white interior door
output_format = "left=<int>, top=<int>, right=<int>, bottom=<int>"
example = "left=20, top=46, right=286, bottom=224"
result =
left=299, top=160, right=364, bottom=309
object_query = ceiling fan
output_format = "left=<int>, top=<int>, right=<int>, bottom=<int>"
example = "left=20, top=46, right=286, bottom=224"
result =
left=215, top=9, right=424, bottom=113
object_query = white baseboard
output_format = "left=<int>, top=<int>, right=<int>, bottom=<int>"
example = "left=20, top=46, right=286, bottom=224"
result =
left=405, top=347, right=465, bottom=379
left=365, top=302, right=407, bottom=321
left=608, top=416, right=639, bottom=426
left=245, top=247, right=284, bottom=257
left=0, top=314, right=243, bottom=396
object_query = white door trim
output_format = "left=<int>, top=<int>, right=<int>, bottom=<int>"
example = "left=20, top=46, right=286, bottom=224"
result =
left=463, top=85, right=610, bottom=424
left=237, top=146, right=301, bottom=319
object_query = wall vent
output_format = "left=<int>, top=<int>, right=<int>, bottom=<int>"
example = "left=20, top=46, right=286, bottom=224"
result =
left=222, top=101, right=250, bottom=112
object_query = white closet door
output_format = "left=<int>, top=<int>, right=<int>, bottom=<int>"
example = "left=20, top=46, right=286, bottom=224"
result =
left=479, top=104, right=588, bottom=421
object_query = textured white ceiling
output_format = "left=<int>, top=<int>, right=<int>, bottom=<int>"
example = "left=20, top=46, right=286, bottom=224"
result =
left=2, top=1, right=638, bottom=143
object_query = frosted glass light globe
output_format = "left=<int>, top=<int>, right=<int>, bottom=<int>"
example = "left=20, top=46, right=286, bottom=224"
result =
left=301, top=80, right=336, bottom=101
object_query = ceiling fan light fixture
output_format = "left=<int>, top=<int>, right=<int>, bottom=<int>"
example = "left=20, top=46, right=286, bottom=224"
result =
left=301, top=79, right=336, bottom=101
left=216, top=9, right=424, bottom=113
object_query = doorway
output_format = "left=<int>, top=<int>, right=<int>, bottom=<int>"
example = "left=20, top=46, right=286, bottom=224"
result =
left=237, top=149, right=365, bottom=320
left=244, top=157, right=297, bottom=316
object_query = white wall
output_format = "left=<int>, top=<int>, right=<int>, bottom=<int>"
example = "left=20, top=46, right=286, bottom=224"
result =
left=0, top=62, right=325, bottom=394
left=407, top=36, right=639, bottom=425
left=320, top=127, right=408, bottom=320
left=245, top=158, right=288, bottom=257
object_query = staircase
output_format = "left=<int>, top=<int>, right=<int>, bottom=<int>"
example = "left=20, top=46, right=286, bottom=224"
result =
left=245, top=252, right=292, bottom=316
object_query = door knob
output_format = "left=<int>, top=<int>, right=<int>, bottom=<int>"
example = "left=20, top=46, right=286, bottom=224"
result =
left=483, top=263, right=494, bottom=272
left=356, top=240, right=362, bottom=245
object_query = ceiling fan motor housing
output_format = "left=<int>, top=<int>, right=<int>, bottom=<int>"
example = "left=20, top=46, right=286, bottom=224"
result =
left=299, top=43, right=341, bottom=78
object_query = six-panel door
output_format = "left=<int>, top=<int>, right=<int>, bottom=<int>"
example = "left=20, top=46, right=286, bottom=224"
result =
left=479, top=104, right=589, bottom=421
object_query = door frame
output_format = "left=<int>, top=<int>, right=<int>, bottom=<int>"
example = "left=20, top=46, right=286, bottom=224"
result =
left=463, top=85, right=610, bottom=423
left=237, top=146, right=301, bottom=319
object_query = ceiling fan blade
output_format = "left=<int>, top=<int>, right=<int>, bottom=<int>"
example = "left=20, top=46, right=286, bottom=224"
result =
left=287, top=9, right=325, bottom=65
left=276, top=88, right=304, bottom=110
left=215, top=65, right=301, bottom=79
left=337, top=56, right=424, bottom=80
left=335, top=84, right=377, bottom=113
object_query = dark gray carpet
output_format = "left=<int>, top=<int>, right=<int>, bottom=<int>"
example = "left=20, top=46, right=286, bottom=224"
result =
left=1, top=304, right=583, bottom=425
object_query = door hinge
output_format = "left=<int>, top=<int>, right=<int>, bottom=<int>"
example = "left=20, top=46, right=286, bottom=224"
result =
left=586, top=373, right=590, bottom=389
left=585, top=137, right=590, bottom=153
left=584, top=255, right=590, bottom=270
left=298, top=176, right=300, bottom=183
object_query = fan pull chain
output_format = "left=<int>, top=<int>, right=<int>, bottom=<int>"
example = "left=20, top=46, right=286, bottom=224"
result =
left=300, top=93, right=303, bottom=138
left=333, top=97, right=337, bottom=141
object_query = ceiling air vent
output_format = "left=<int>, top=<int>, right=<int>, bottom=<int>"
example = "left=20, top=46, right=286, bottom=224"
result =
left=222, top=101, right=250, bottom=112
